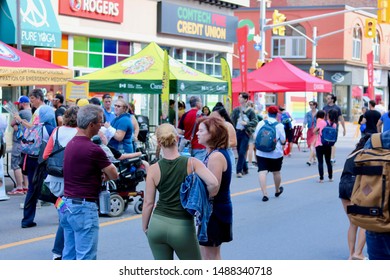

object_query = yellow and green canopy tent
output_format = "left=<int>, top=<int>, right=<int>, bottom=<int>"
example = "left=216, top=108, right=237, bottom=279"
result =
left=76, top=42, right=228, bottom=95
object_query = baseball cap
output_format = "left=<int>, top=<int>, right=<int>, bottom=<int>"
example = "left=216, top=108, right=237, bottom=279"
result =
left=76, top=98, right=89, bottom=107
left=267, top=105, right=279, bottom=115
left=14, top=96, right=30, bottom=105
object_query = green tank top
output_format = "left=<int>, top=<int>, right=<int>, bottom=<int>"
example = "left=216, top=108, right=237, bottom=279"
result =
left=153, top=156, right=193, bottom=220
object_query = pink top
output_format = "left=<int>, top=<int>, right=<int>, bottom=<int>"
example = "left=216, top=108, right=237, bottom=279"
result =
left=315, top=119, right=336, bottom=147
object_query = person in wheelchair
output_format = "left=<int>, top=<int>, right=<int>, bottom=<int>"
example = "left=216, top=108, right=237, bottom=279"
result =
left=91, top=135, right=149, bottom=170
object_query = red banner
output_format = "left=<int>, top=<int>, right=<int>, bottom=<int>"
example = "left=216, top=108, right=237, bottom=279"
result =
left=367, top=51, right=374, bottom=100
left=59, top=0, right=124, bottom=23
left=236, top=26, right=248, bottom=93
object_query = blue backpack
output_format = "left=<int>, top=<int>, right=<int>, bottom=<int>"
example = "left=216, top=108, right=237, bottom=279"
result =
left=321, top=122, right=337, bottom=146
left=281, top=112, right=292, bottom=129
left=255, top=120, right=279, bottom=152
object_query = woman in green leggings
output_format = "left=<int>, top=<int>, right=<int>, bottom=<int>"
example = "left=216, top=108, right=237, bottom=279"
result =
left=142, top=123, right=218, bottom=260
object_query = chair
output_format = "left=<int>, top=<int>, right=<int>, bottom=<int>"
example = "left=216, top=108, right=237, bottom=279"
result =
left=291, top=125, right=304, bottom=151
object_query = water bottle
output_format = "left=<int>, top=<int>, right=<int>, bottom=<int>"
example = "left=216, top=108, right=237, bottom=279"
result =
left=181, top=146, right=191, bottom=157
left=99, top=190, right=111, bottom=214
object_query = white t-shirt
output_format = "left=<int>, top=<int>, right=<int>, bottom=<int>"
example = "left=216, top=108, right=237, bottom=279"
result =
left=254, top=117, right=286, bottom=159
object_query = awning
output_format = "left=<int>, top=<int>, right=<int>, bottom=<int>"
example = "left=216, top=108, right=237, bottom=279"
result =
left=0, top=41, right=72, bottom=86
left=0, top=0, right=61, bottom=48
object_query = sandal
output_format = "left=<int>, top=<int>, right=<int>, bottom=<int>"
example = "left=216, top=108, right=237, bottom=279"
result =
left=306, top=161, right=311, bottom=166
left=275, top=186, right=284, bottom=197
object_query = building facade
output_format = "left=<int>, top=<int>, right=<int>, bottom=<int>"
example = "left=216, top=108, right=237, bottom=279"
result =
left=0, top=0, right=249, bottom=125
left=234, top=3, right=390, bottom=122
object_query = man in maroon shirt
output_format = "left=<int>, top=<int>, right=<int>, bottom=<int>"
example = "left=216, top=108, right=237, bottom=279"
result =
left=178, top=96, right=206, bottom=160
left=60, top=105, right=118, bottom=260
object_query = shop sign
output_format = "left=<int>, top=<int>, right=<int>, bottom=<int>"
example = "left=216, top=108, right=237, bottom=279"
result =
left=59, top=0, right=123, bottom=23
left=157, top=1, right=238, bottom=43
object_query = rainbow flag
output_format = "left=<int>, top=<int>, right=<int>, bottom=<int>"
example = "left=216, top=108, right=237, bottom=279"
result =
left=55, top=197, right=71, bottom=213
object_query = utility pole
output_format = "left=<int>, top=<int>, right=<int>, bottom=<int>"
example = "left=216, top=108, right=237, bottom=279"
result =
left=259, top=6, right=378, bottom=63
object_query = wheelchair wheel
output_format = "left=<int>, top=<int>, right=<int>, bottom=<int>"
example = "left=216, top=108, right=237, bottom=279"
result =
left=134, top=199, right=143, bottom=214
left=108, top=193, right=125, bottom=217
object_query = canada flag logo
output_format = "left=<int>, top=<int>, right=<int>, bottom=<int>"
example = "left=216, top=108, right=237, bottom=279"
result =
left=69, top=0, right=82, bottom=12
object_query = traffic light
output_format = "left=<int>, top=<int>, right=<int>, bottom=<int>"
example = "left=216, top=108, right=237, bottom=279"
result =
left=315, top=68, right=324, bottom=79
left=272, top=10, right=286, bottom=35
left=309, top=66, right=316, bottom=76
left=365, top=18, right=377, bottom=38
left=256, top=59, right=265, bottom=69
left=378, top=0, right=390, bottom=24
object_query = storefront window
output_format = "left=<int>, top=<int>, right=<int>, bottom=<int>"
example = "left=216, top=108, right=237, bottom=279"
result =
left=35, top=35, right=132, bottom=69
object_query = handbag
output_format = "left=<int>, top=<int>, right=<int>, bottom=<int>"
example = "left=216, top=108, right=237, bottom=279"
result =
left=46, top=128, right=65, bottom=177
left=178, top=112, right=199, bottom=153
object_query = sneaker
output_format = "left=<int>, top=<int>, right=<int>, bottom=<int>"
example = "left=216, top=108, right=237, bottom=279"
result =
left=52, top=254, right=62, bottom=260
left=23, top=188, right=28, bottom=193
left=236, top=173, right=243, bottom=178
left=7, top=188, right=25, bottom=195
left=262, top=196, right=269, bottom=202
left=330, top=159, right=336, bottom=165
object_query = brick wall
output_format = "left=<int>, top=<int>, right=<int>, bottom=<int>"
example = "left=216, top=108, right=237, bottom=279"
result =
left=249, top=0, right=375, bottom=7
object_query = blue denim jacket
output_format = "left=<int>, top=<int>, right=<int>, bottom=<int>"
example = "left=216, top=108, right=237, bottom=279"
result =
left=180, top=172, right=212, bottom=242
left=304, top=111, right=317, bottom=129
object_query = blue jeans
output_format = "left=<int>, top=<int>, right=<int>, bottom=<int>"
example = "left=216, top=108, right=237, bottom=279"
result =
left=21, top=155, right=39, bottom=227
left=59, top=198, right=99, bottom=260
left=366, top=231, right=390, bottom=260
left=192, top=149, right=207, bottom=161
left=52, top=216, right=64, bottom=256
left=227, top=148, right=236, bottom=174
left=236, top=130, right=249, bottom=174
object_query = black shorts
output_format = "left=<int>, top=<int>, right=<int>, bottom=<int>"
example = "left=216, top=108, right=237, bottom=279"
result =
left=198, top=214, right=232, bottom=247
left=256, top=156, right=283, bottom=172
left=285, top=127, right=293, bottom=142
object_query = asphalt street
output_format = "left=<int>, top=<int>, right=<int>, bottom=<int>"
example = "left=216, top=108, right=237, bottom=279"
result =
left=0, top=122, right=363, bottom=260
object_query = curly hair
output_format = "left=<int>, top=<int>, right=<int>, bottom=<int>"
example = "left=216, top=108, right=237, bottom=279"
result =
left=63, top=106, right=79, bottom=127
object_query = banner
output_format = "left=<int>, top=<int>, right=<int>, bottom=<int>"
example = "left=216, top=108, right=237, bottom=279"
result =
left=161, top=50, right=170, bottom=123
left=65, top=80, right=89, bottom=102
left=220, top=57, right=232, bottom=114
left=236, top=25, right=248, bottom=93
left=367, top=51, right=374, bottom=100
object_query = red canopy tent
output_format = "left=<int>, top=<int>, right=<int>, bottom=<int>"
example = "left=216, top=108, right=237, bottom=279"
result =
left=232, top=77, right=287, bottom=93
left=246, top=57, right=333, bottom=92
left=0, top=41, right=72, bottom=86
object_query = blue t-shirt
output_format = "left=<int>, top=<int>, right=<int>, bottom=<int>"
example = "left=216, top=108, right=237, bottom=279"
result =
left=380, top=113, right=390, bottom=132
left=103, top=107, right=116, bottom=123
left=108, top=113, right=134, bottom=153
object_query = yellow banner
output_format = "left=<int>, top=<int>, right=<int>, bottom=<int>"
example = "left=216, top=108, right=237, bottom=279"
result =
left=161, top=50, right=170, bottom=121
left=66, top=80, right=89, bottom=102
left=0, top=67, right=72, bottom=86
left=221, top=57, right=232, bottom=114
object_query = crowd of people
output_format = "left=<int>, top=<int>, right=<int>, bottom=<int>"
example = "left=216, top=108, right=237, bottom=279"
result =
left=2, top=89, right=390, bottom=260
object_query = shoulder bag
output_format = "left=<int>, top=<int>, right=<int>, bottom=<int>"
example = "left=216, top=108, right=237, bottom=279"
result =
left=46, top=127, right=66, bottom=177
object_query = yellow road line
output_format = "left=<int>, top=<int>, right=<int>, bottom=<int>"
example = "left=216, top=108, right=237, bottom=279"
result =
left=0, top=169, right=341, bottom=251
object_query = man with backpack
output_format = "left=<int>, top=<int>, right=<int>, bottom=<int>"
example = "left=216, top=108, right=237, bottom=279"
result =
left=231, top=92, right=258, bottom=178
left=14, top=89, right=56, bottom=228
left=346, top=131, right=390, bottom=260
left=254, top=106, right=286, bottom=202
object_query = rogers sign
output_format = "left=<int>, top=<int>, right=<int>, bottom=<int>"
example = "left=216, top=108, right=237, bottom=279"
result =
left=59, top=0, right=124, bottom=23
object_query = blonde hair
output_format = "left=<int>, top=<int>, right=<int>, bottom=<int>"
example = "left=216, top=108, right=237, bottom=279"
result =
left=115, top=99, right=128, bottom=111
left=156, top=123, right=178, bottom=148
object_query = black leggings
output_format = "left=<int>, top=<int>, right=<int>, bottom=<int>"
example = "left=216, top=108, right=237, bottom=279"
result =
left=315, top=145, right=332, bottom=180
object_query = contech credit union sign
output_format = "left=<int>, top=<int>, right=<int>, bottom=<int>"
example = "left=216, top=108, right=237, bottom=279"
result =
left=157, top=2, right=238, bottom=43
left=59, top=0, right=123, bottom=23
